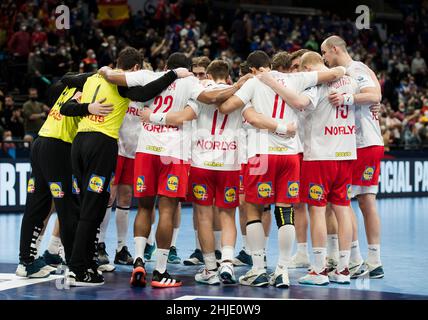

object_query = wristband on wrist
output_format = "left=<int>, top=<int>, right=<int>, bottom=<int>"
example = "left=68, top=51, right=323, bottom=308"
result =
left=275, top=122, right=288, bottom=135
left=342, top=93, right=354, bottom=106
left=149, top=112, right=167, bottom=125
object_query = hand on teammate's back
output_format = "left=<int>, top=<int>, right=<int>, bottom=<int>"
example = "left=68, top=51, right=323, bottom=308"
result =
left=88, top=98, right=114, bottom=116
left=235, top=73, right=254, bottom=89
left=139, top=107, right=152, bottom=123
left=256, top=71, right=275, bottom=87
left=174, top=68, right=194, bottom=78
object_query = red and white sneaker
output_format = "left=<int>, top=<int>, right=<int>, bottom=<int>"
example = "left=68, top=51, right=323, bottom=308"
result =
left=298, top=268, right=329, bottom=286
left=328, top=268, right=351, bottom=284
left=151, top=270, right=182, bottom=288
left=130, top=257, right=146, bottom=287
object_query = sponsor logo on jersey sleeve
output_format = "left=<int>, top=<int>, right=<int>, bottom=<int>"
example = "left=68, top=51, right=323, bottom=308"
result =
left=166, top=175, right=179, bottom=192
left=87, top=174, right=105, bottom=193
left=224, top=187, right=237, bottom=203
left=49, top=182, right=64, bottom=198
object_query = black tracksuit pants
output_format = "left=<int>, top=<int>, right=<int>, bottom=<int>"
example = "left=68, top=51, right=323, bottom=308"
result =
left=19, top=137, right=79, bottom=265
left=69, top=132, right=117, bottom=273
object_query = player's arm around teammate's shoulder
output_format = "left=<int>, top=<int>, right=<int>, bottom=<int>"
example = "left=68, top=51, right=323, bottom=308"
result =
left=197, top=73, right=254, bottom=105
left=217, top=74, right=255, bottom=114
left=139, top=102, right=197, bottom=126
left=60, top=93, right=113, bottom=117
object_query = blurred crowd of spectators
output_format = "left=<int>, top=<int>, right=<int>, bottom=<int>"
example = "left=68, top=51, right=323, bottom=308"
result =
left=0, top=0, right=427, bottom=151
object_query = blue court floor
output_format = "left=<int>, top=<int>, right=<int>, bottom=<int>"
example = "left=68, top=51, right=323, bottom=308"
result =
left=1, top=197, right=427, bottom=300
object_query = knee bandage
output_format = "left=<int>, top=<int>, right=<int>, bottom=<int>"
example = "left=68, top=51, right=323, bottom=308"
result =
left=274, top=206, right=294, bottom=228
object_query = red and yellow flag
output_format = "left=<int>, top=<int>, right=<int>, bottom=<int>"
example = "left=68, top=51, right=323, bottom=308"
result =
left=97, top=0, right=129, bottom=27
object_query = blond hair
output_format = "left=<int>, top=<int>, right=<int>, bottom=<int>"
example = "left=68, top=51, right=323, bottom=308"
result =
left=300, top=51, right=324, bottom=68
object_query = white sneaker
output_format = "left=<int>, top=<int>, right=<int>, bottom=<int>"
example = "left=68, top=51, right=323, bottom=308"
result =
left=298, top=268, right=329, bottom=286
left=269, top=268, right=290, bottom=288
left=239, top=269, right=269, bottom=287
left=349, top=260, right=369, bottom=279
left=219, top=262, right=236, bottom=284
left=328, top=268, right=351, bottom=284
left=15, top=264, right=27, bottom=277
left=288, top=253, right=311, bottom=269
left=195, top=268, right=220, bottom=285
left=98, top=264, right=116, bottom=272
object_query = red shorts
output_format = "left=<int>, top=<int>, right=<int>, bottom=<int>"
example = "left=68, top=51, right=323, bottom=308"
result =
left=113, top=155, right=134, bottom=185
left=188, top=167, right=240, bottom=209
left=301, top=160, right=354, bottom=207
left=134, top=153, right=190, bottom=199
left=298, top=153, right=304, bottom=202
left=239, top=164, right=247, bottom=195
left=244, top=154, right=300, bottom=205
left=352, top=146, right=384, bottom=186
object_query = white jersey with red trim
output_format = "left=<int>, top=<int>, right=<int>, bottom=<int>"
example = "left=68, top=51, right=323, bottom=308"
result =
left=235, top=70, right=318, bottom=158
left=302, top=75, right=359, bottom=161
left=126, top=70, right=205, bottom=160
left=188, top=83, right=243, bottom=171
left=117, top=101, right=143, bottom=159
left=346, top=60, right=384, bottom=148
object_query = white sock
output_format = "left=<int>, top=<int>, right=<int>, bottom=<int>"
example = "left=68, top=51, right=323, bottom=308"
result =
left=47, top=235, right=62, bottom=255
left=277, top=225, right=295, bottom=268
left=246, top=221, right=265, bottom=271
left=35, top=234, right=43, bottom=257
left=203, top=252, right=217, bottom=271
left=134, top=236, right=147, bottom=262
left=116, top=207, right=129, bottom=251
left=171, top=228, right=179, bottom=247
left=327, top=234, right=339, bottom=261
left=99, top=206, right=112, bottom=243
left=350, top=240, right=363, bottom=264
left=297, top=242, right=308, bottom=256
left=312, top=247, right=327, bottom=274
left=338, top=250, right=351, bottom=271
left=155, top=248, right=169, bottom=273
left=242, top=235, right=249, bottom=253
left=221, top=246, right=235, bottom=262
left=264, top=236, right=269, bottom=252
left=194, top=230, right=201, bottom=250
left=147, top=227, right=155, bottom=246
left=214, top=231, right=222, bottom=252
left=367, top=244, right=381, bottom=266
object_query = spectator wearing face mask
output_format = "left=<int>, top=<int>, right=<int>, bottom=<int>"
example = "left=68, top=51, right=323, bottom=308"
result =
left=22, top=88, right=50, bottom=138
left=79, top=49, right=98, bottom=73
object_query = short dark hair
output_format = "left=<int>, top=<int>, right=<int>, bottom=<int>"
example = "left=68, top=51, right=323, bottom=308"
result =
left=206, top=60, right=230, bottom=81
left=272, top=51, right=290, bottom=71
left=246, top=50, right=271, bottom=69
left=167, top=52, right=192, bottom=70
left=116, top=47, right=142, bottom=70
left=239, top=62, right=250, bottom=76
left=286, top=49, right=310, bottom=69
left=192, top=56, right=211, bottom=70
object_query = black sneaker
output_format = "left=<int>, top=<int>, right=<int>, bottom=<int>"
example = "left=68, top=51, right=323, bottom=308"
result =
left=25, top=257, right=52, bottom=278
left=183, top=249, right=204, bottom=266
left=130, top=257, right=146, bottom=287
left=151, top=269, right=182, bottom=288
left=66, top=269, right=104, bottom=287
left=42, top=250, right=64, bottom=267
left=97, top=242, right=109, bottom=265
left=167, top=246, right=181, bottom=264
left=114, top=246, right=133, bottom=265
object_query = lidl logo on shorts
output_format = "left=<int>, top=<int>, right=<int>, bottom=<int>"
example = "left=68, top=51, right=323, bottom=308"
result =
left=257, top=182, right=272, bottom=198
left=107, top=173, right=115, bottom=193
left=224, top=187, right=237, bottom=203
left=362, top=166, right=375, bottom=181
left=309, top=183, right=324, bottom=201
left=287, top=181, right=299, bottom=198
left=166, top=175, right=179, bottom=192
left=72, top=176, right=80, bottom=195
left=27, top=178, right=35, bottom=193
left=136, top=176, right=146, bottom=193
left=193, top=184, right=208, bottom=200
left=49, top=182, right=64, bottom=198
left=239, top=175, right=244, bottom=191
left=88, top=174, right=105, bottom=193
left=346, top=184, right=352, bottom=200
